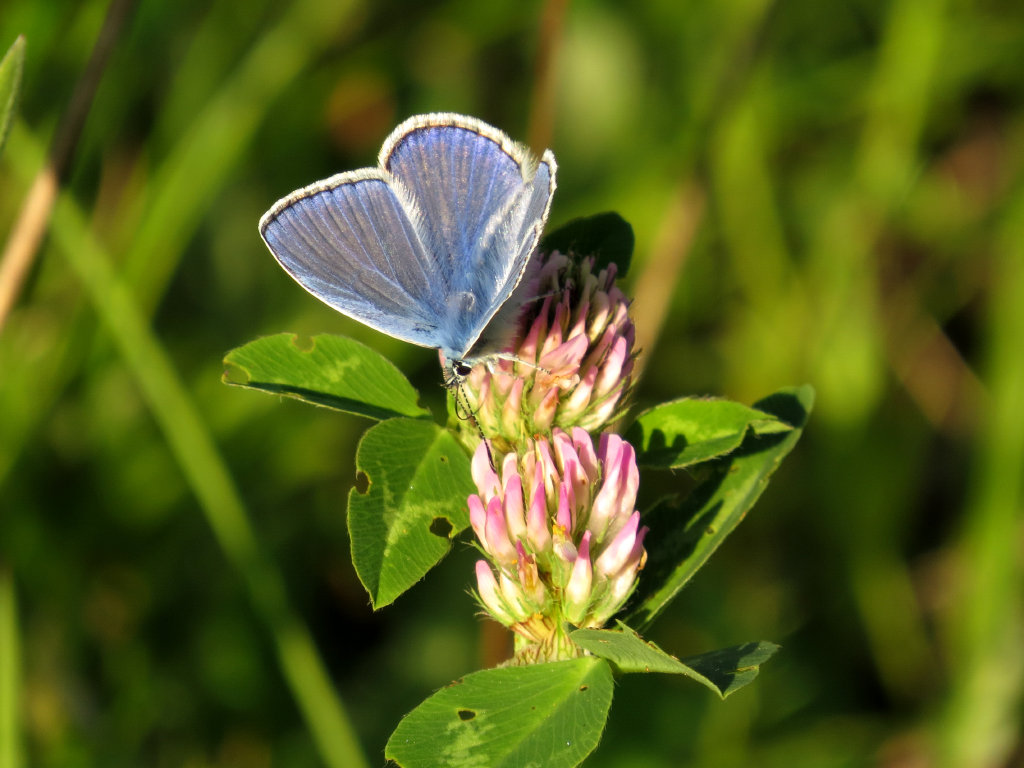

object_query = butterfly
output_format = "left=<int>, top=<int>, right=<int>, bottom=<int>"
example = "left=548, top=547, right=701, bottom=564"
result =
left=259, top=113, right=558, bottom=387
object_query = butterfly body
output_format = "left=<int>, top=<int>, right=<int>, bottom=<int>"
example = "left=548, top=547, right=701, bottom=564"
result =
left=259, top=113, right=557, bottom=385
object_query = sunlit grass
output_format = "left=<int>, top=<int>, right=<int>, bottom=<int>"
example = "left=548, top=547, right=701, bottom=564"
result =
left=1, top=0, right=1022, bottom=764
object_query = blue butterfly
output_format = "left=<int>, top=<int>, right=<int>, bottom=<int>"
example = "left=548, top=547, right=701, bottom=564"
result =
left=259, top=113, right=557, bottom=386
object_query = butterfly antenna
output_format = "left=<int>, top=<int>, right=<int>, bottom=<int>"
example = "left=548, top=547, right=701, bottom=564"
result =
left=450, top=379, right=496, bottom=471
left=490, top=352, right=550, bottom=375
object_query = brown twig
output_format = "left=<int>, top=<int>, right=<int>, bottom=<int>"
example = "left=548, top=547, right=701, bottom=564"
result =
left=883, top=281, right=986, bottom=435
left=527, top=0, right=569, bottom=153
left=629, top=180, right=707, bottom=381
left=0, top=0, right=136, bottom=333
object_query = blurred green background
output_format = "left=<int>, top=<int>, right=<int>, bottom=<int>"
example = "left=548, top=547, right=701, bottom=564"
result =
left=1, top=0, right=1023, bottom=766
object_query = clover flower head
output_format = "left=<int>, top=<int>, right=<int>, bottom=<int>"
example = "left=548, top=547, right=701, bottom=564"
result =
left=455, top=251, right=636, bottom=454
left=469, top=427, right=647, bottom=662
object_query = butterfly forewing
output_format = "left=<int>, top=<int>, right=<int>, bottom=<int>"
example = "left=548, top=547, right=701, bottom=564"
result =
left=382, top=116, right=557, bottom=354
left=382, top=116, right=530, bottom=275
left=260, top=170, right=444, bottom=350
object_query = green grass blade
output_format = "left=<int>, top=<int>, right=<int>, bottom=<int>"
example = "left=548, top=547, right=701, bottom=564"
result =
left=0, top=566, right=19, bottom=768
left=0, top=35, right=25, bottom=158
left=122, top=0, right=362, bottom=316
left=806, top=0, right=949, bottom=425
left=937, top=183, right=1024, bottom=768
left=0, top=0, right=362, bottom=489
left=0, top=124, right=85, bottom=489
left=45, top=187, right=369, bottom=768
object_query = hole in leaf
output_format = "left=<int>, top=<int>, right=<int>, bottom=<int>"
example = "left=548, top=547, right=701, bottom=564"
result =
left=429, top=517, right=452, bottom=538
left=457, top=709, right=476, bottom=721
left=439, top=455, right=449, bottom=464
left=354, top=471, right=370, bottom=494
left=221, top=362, right=252, bottom=385
left=290, top=334, right=316, bottom=353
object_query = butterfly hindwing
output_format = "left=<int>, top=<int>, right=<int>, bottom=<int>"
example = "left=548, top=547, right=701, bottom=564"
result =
left=454, top=148, right=557, bottom=359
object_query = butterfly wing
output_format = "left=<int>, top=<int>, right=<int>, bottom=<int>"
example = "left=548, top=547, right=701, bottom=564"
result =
left=463, top=147, right=556, bottom=359
left=259, top=168, right=447, bottom=350
left=381, top=114, right=557, bottom=359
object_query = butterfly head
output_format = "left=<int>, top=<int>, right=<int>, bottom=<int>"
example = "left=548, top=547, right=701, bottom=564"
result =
left=440, top=352, right=496, bottom=468
left=440, top=352, right=475, bottom=390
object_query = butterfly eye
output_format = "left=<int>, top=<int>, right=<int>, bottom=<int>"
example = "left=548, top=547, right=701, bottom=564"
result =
left=453, top=361, right=473, bottom=378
